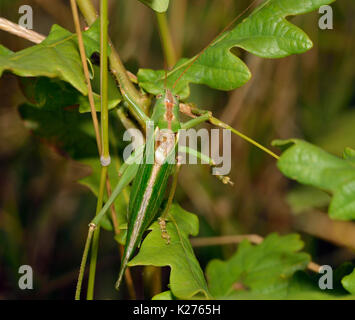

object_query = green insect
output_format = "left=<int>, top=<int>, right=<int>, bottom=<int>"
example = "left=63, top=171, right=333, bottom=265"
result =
left=114, top=86, right=239, bottom=289
left=79, top=0, right=279, bottom=294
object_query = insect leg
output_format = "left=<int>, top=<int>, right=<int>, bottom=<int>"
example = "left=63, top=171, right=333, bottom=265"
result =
left=179, top=145, right=234, bottom=186
left=75, top=162, right=138, bottom=299
left=179, top=103, right=279, bottom=159
left=91, top=162, right=139, bottom=227
left=180, top=111, right=211, bottom=130
left=118, top=144, right=145, bottom=176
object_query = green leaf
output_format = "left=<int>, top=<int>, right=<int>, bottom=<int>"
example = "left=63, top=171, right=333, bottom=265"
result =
left=286, top=186, right=330, bottom=214
left=342, top=268, right=355, bottom=294
left=0, top=45, right=12, bottom=56
left=152, top=291, right=174, bottom=300
left=138, top=0, right=335, bottom=99
left=128, top=204, right=212, bottom=299
left=138, top=0, right=169, bottom=12
left=206, top=233, right=310, bottom=299
left=20, top=76, right=121, bottom=114
left=19, top=102, right=98, bottom=159
left=0, top=20, right=101, bottom=95
left=273, top=139, right=355, bottom=220
left=274, top=271, right=354, bottom=300
left=78, top=64, right=121, bottom=113
left=220, top=267, right=355, bottom=300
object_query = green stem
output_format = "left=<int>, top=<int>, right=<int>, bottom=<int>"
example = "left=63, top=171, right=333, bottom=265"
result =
left=156, top=12, right=176, bottom=69
left=86, top=165, right=107, bottom=300
left=116, top=106, right=140, bottom=131
left=76, top=0, right=150, bottom=124
left=75, top=224, right=95, bottom=300
left=86, top=0, right=111, bottom=300
left=70, top=0, right=102, bottom=154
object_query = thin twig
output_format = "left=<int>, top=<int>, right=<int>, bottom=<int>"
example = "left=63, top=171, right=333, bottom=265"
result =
left=294, top=210, right=355, bottom=251
left=0, top=17, right=45, bottom=43
left=70, top=0, right=102, bottom=154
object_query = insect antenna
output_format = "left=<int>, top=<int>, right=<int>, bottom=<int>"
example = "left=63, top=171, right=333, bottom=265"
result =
left=172, top=0, right=260, bottom=90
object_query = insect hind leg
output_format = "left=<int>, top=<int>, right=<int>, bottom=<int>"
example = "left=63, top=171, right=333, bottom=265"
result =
left=158, top=217, right=170, bottom=245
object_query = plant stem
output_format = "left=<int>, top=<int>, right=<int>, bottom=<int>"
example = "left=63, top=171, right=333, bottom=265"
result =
left=86, top=165, right=107, bottom=300
left=116, top=107, right=139, bottom=131
left=76, top=0, right=150, bottom=124
left=86, top=0, right=111, bottom=300
left=156, top=12, right=177, bottom=69
left=71, top=0, right=105, bottom=300
left=0, top=17, right=45, bottom=43
left=75, top=224, right=95, bottom=300
left=70, top=0, right=102, bottom=154
left=73, top=0, right=137, bottom=298
left=100, top=0, right=110, bottom=164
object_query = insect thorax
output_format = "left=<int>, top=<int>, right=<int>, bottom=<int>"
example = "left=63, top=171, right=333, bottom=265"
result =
left=151, top=89, right=181, bottom=132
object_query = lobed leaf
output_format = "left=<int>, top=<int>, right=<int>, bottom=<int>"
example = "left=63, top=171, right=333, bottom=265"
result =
left=206, top=233, right=310, bottom=299
left=128, top=204, right=212, bottom=299
left=273, top=139, right=355, bottom=220
left=138, top=0, right=335, bottom=99
left=0, top=20, right=102, bottom=96
left=0, top=45, right=12, bottom=56
left=20, top=76, right=121, bottom=114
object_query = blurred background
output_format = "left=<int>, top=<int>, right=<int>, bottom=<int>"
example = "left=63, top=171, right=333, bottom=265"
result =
left=0, top=0, right=354, bottom=299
